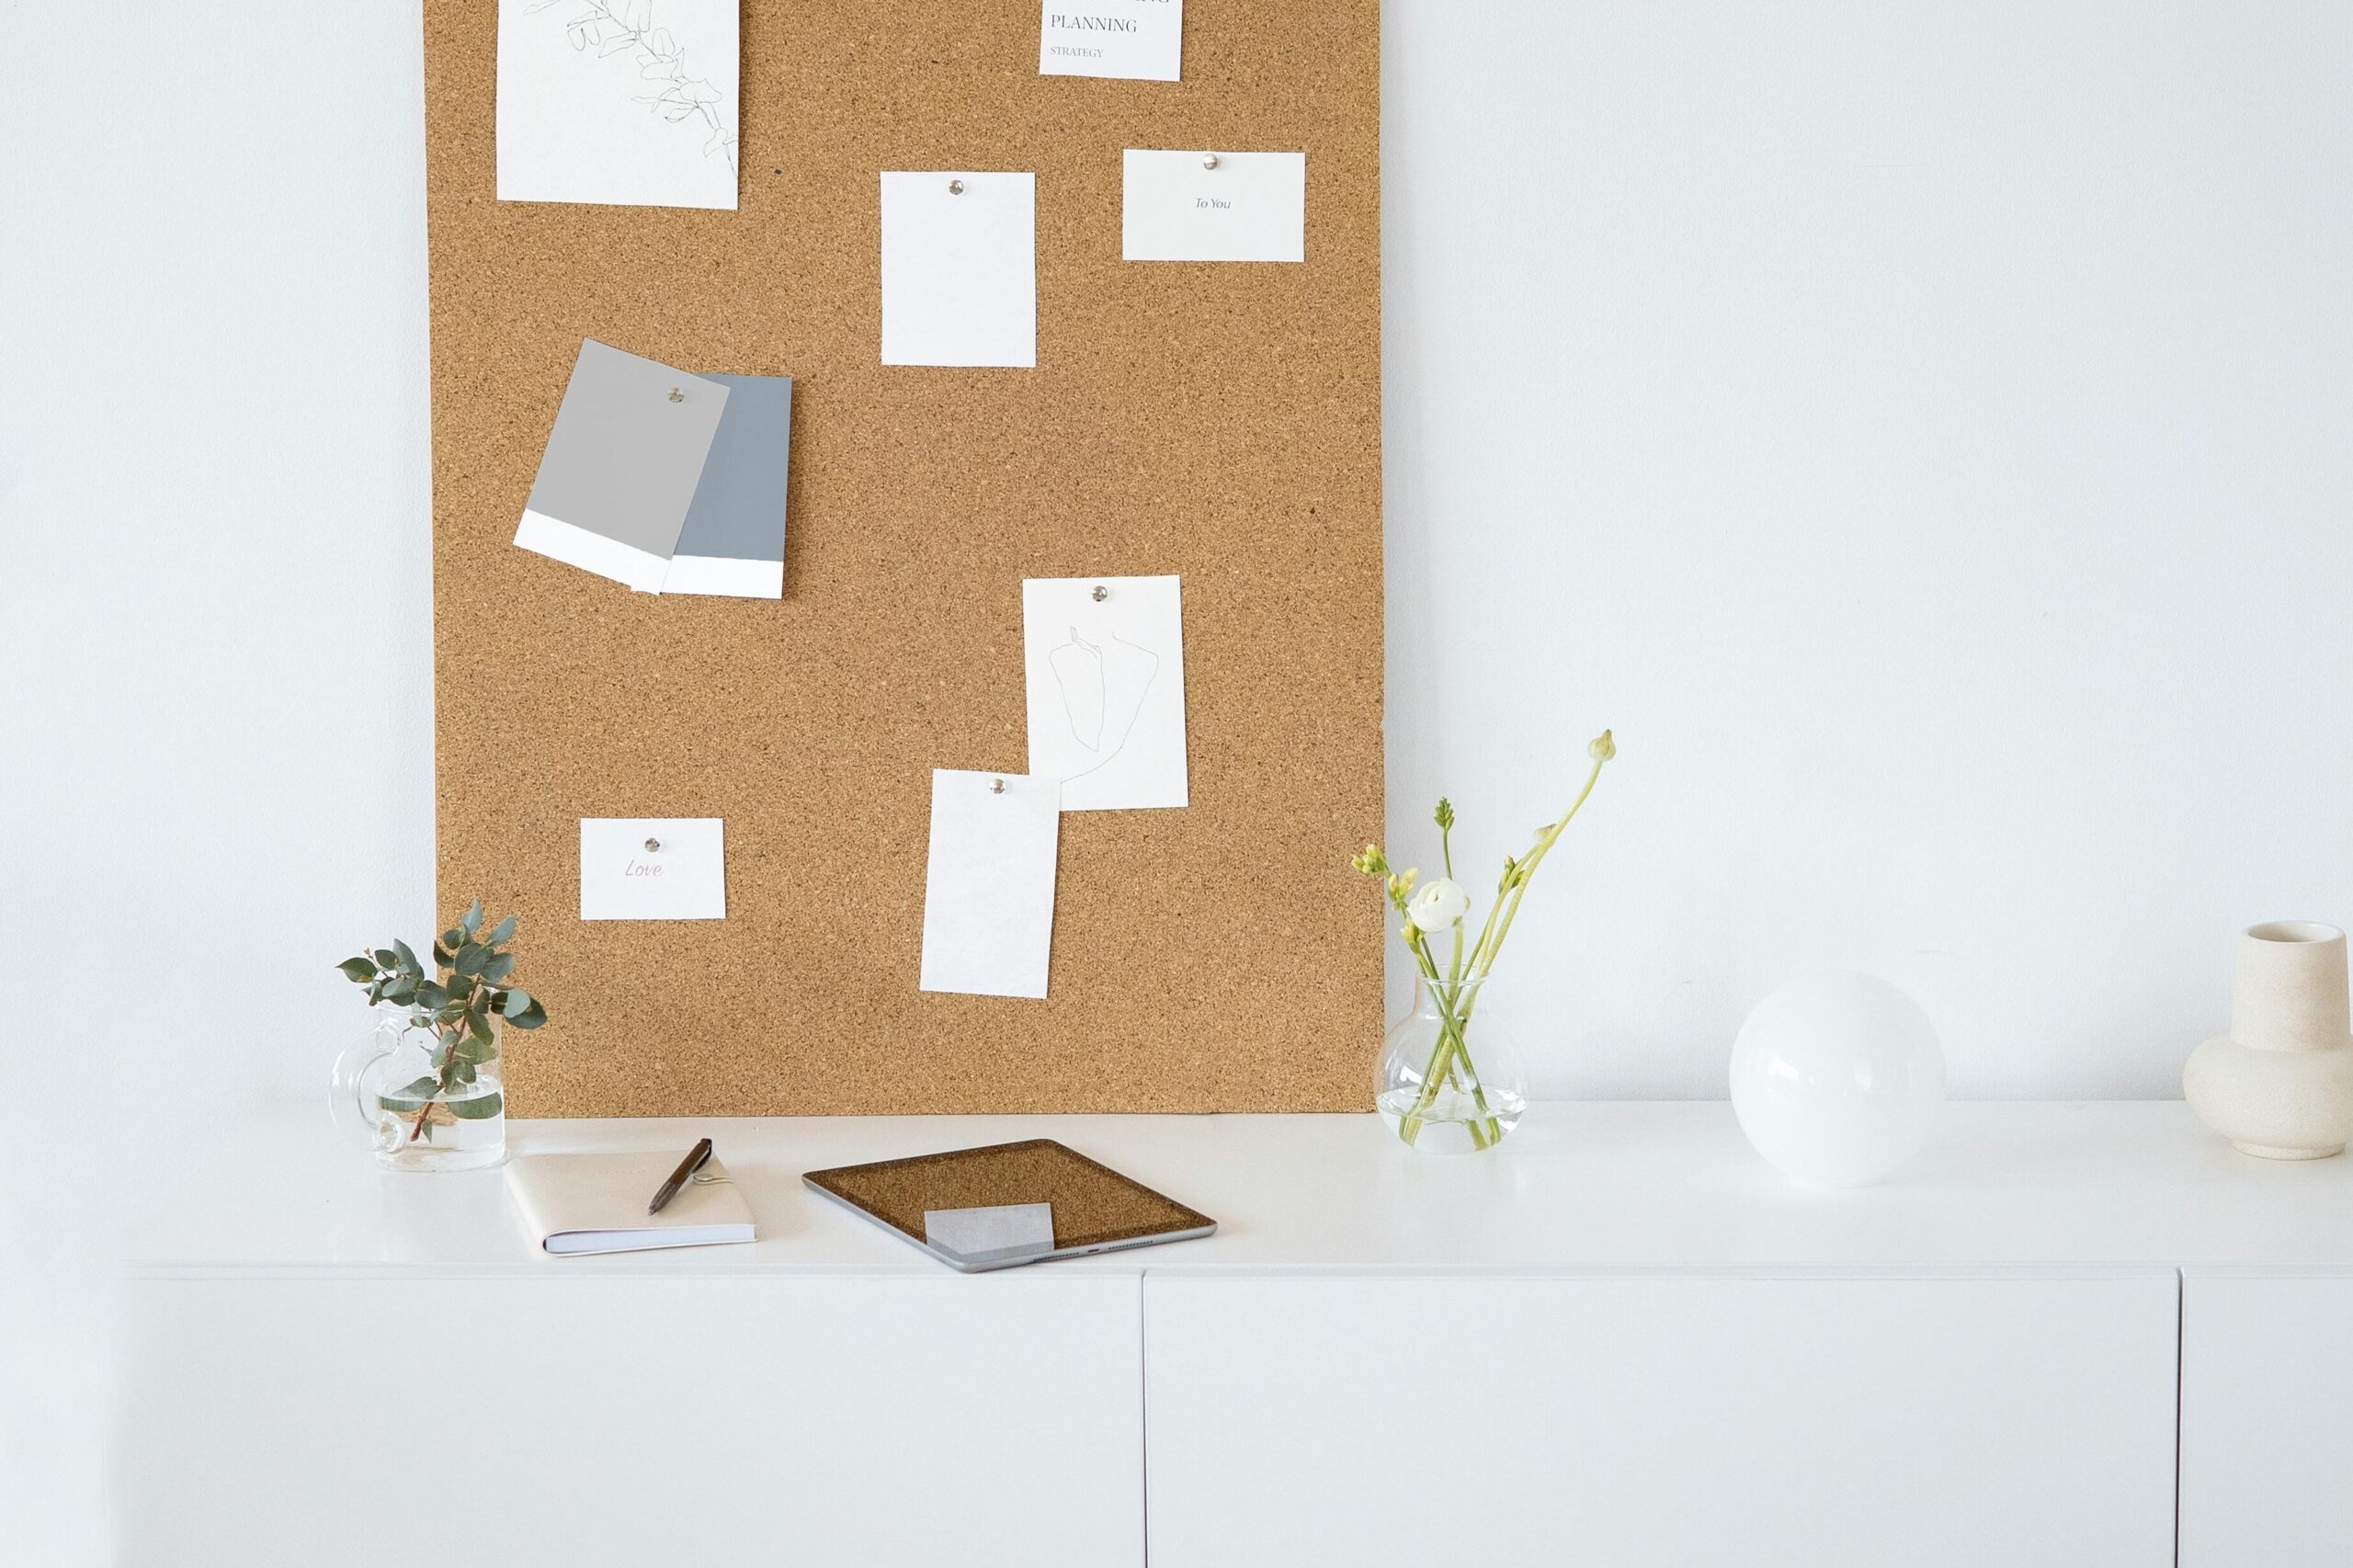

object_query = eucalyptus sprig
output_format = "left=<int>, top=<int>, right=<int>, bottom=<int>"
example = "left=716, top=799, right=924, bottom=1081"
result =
left=337, top=900, right=547, bottom=1143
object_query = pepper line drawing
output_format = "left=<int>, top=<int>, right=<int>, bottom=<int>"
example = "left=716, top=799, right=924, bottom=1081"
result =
left=523, top=0, right=737, bottom=170
left=1047, top=627, right=1160, bottom=784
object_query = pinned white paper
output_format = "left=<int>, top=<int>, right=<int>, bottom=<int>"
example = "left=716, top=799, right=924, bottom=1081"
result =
left=580, top=818, right=727, bottom=920
left=918, top=771, right=1060, bottom=998
left=1039, top=0, right=1182, bottom=82
left=496, top=0, right=739, bottom=210
left=1024, top=575, right=1188, bottom=811
left=880, top=173, right=1037, bottom=369
left=1122, top=150, right=1306, bottom=264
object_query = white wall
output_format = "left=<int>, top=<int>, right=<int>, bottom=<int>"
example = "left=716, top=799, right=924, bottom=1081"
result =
left=8, top=3, right=2342, bottom=1129
left=1384, top=0, right=2353, bottom=1097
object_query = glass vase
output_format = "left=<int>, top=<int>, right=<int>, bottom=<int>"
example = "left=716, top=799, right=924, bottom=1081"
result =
left=1376, top=973, right=1529, bottom=1153
left=329, top=1005, right=506, bottom=1172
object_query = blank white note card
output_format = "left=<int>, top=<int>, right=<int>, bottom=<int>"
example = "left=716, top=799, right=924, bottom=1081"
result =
left=881, top=172, right=1038, bottom=368
left=1122, top=150, right=1305, bottom=263
left=919, top=770, right=1060, bottom=999
left=580, top=818, right=726, bottom=920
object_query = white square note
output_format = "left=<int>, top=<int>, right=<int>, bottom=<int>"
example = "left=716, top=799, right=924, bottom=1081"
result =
left=1039, top=0, right=1182, bottom=82
left=580, top=818, right=727, bottom=920
left=1023, top=575, right=1188, bottom=812
left=881, top=173, right=1037, bottom=369
left=496, top=0, right=739, bottom=210
left=918, top=771, right=1061, bottom=999
left=1122, top=150, right=1305, bottom=263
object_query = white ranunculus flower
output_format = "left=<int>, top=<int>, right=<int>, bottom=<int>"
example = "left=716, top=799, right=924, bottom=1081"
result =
left=1406, top=876, right=1471, bottom=933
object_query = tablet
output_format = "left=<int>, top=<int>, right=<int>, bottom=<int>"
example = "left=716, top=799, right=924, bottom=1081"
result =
left=802, top=1140, right=1217, bottom=1272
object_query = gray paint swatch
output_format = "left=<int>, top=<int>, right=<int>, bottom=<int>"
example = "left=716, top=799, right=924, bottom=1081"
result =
left=675, top=374, right=790, bottom=564
left=524, top=339, right=728, bottom=560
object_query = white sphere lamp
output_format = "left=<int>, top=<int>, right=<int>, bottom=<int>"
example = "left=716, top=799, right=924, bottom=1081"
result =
left=1730, top=971, right=1947, bottom=1187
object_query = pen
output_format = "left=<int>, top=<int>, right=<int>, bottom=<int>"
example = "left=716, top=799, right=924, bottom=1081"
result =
left=648, top=1138, right=714, bottom=1215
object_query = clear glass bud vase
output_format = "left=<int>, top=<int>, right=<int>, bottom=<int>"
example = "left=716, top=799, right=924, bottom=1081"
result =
left=1376, top=973, right=1529, bottom=1153
left=330, top=1005, right=506, bottom=1172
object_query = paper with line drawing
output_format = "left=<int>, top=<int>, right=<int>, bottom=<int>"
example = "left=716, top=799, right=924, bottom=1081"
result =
left=497, top=0, right=739, bottom=210
left=1023, top=575, right=1188, bottom=812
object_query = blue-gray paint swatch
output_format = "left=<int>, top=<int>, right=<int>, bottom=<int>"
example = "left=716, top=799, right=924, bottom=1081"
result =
left=675, top=374, right=791, bottom=563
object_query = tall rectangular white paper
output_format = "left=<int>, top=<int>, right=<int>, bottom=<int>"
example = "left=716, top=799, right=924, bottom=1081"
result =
left=880, top=173, right=1038, bottom=369
left=1122, top=150, right=1306, bottom=263
left=496, top=0, right=740, bottom=210
left=918, top=771, right=1061, bottom=999
left=1023, top=575, right=1188, bottom=811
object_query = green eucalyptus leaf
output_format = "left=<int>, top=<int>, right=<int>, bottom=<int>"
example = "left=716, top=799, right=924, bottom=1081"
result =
left=383, top=978, right=418, bottom=1005
left=336, top=958, right=377, bottom=983
left=460, top=900, right=483, bottom=937
left=451, top=1060, right=477, bottom=1086
left=376, top=1076, right=439, bottom=1113
left=392, top=938, right=420, bottom=974
left=448, top=1090, right=503, bottom=1121
left=487, top=914, right=517, bottom=947
left=510, top=999, right=548, bottom=1029
left=371, top=949, right=397, bottom=969
left=501, top=989, right=534, bottom=1019
left=432, top=943, right=453, bottom=967
left=468, top=1010, right=493, bottom=1046
left=415, top=982, right=449, bottom=1010
left=453, top=943, right=486, bottom=978
left=482, top=952, right=515, bottom=983
left=439, top=927, right=463, bottom=949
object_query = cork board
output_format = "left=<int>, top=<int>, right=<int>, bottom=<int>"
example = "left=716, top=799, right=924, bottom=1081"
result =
left=423, top=0, right=1381, bottom=1115
left=805, top=1141, right=1214, bottom=1251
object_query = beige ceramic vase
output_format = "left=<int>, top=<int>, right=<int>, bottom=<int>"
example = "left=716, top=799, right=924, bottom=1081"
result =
left=2184, top=921, right=2353, bottom=1159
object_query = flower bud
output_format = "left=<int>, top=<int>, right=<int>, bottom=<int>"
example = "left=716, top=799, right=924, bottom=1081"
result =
left=1588, top=729, right=1616, bottom=763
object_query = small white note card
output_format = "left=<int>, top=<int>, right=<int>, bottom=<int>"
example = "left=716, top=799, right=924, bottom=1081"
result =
left=1024, top=575, right=1188, bottom=812
left=580, top=818, right=727, bottom=921
left=1122, top=150, right=1305, bottom=263
left=1040, top=0, right=1182, bottom=82
left=881, top=173, right=1037, bottom=369
left=919, top=771, right=1061, bottom=999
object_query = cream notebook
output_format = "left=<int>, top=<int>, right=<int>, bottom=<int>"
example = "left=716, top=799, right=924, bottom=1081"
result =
left=506, top=1150, right=756, bottom=1256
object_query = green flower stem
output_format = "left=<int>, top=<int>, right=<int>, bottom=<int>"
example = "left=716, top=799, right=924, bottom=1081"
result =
left=1465, top=752, right=1607, bottom=983
left=1397, top=930, right=1500, bottom=1147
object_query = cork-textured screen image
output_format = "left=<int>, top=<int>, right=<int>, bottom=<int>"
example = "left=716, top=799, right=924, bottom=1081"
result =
left=805, top=1141, right=1213, bottom=1251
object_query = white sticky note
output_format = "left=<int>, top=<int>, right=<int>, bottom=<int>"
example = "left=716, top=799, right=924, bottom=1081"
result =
left=580, top=818, right=726, bottom=920
left=919, top=771, right=1060, bottom=999
left=1122, top=151, right=1305, bottom=264
left=1039, top=0, right=1182, bottom=82
left=496, top=0, right=739, bottom=210
left=881, top=173, right=1037, bottom=369
left=1023, top=575, right=1188, bottom=812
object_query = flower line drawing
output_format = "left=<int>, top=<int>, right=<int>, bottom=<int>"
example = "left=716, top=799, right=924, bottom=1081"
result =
left=524, top=0, right=736, bottom=170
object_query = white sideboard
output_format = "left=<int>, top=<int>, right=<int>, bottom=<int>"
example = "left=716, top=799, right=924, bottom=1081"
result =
left=110, top=1104, right=2353, bottom=1566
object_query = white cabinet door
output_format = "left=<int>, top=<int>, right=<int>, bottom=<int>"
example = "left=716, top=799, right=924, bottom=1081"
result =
left=113, top=1272, right=1142, bottom=1568
left=1144, top=1272, right=2177, bottom=1568
left=2179, top=1268, right=2353, bottom=1568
